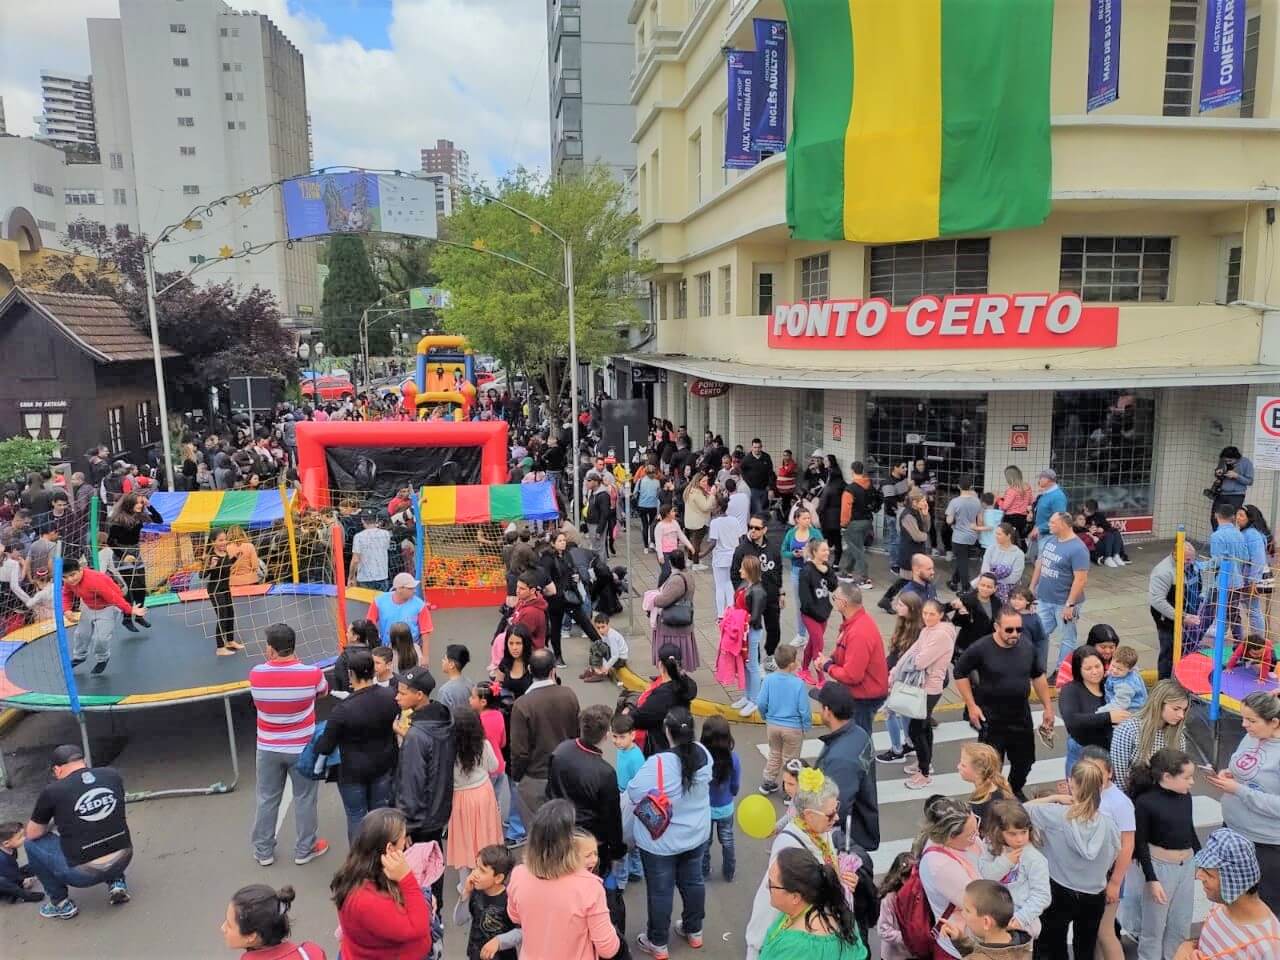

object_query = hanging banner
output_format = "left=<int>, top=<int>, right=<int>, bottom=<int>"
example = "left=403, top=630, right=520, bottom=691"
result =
left=1199, top=0, right=1245, bottom=112
left=725, top=51, right=759, bottom=170
left=750, top=19, right=787, bottom=153
left=282, top=172, right=439, bottom=240
left=1086, top=0, right=1121, bottom=112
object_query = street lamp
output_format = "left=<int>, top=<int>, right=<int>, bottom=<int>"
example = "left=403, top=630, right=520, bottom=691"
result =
left=297, top=340, right=324, bottom=407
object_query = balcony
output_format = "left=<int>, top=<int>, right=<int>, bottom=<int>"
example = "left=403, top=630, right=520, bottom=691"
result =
left=553, top=2, right=580, bottom=39
left=553, top=68, right=581, bottom=109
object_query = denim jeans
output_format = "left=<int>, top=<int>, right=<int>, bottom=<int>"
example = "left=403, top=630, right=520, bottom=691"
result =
left=612, top=846, right=645, bottom=888
left=700, top=815, right=736, bottom=881
left=852, top=696, right=885, bottom=738
left=24, top=834, right=131, bottom=903
left=1040, top=601, right=1084, bottom=673
left=884, top=513, right=900, bottom=566
left=251, top=748, right=320, bottom=861
left=639, top=845, right=707, bottom=947
left=840, top=519, right=871, bottom=578
left=1064, top=735, right=1084, bottom=780
left=337, top=772, right=392, bottom=842
left=749, top=486, right=769, bottom=517
left=745, top=627, right=763, bottom=703
left=886, top=710, right=910, bottom=752
left=357, top=579, right=389, bottom=593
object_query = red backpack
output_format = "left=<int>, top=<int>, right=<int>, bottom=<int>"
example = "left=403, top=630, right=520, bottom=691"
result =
left=890, top=847, right=969, bottom=958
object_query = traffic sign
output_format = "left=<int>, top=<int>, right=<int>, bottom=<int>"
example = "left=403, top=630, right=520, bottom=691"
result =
left=1255, top=396, right=1280, bottom=470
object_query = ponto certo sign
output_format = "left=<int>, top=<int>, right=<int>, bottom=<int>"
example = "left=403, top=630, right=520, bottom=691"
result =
left=767, top=292, right=1121, bottom=350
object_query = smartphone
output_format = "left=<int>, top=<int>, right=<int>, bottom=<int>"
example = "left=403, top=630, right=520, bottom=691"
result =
left=1197, top=764, right=1215, bottom=772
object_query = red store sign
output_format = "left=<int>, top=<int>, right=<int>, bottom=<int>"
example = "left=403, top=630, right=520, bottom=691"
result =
left=767, top=292, right=1119, bottom=350
left=689, top=379, right=731, bottom=399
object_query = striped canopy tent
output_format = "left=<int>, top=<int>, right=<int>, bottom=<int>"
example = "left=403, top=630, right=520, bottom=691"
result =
left=417, top=481, right=558, bottom=525
left=142, top=490, right=294, bottom=534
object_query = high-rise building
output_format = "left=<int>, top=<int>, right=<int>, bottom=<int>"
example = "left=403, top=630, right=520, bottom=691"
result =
left=87, top=0, right=318, bottom=318
left=420, top=138, right=469, bottom=182
left=0, top=97, right=8, bottom=136
left=546, top=0, right=633, bottom=180
left=417, top=172, right=455, bottom=219
left=36, top=70, right=98, bottom=153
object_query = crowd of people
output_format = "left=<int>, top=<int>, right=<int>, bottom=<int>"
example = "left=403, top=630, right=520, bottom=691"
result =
left=3, top=409, right=1280, bottom=960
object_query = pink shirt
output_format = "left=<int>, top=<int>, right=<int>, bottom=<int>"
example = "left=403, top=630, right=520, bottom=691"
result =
left=999, top=484, right=1032, bottom=516
left=507, top=866, right=620, bottom=960
left=479, top=707, right=506, bottom=777
left=895, top=623, right=957, bottom=694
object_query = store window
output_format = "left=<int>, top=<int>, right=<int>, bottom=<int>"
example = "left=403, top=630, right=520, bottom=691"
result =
left=1050, top=390, right=1157, bottom=521
left=797, top=390, right=824, bottom=462
left=1059, top=236, right=1172, bottom=302
left=799, top=253, right=829, bottom=301
left=868, top=239, right=990, bottom=306
left=1161, top=0, right=1198, bottom=116
left=107, top=406, right=125, bottom=453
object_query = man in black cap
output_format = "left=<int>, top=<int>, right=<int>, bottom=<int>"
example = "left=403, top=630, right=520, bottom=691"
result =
left=23, top=745, right=133, bottom=919
left=392, top=665, right=454, bottom=905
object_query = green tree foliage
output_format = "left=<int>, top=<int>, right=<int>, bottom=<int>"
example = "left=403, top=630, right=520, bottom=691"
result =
left=0, top=438, right=60, bottom=486
left=430, top=166, right=650, bottom=400
left=320, top=235, right=388, bottom=356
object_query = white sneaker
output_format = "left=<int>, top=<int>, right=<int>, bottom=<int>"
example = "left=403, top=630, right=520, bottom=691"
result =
left=790, top=633, right=809, bottom=648
left=763, top=656, right=778, bottom=672
left=1104, top=556, right=1120, bottom=568
left=1118, top=557, right=1132, bottom=565
left=730, top=696, right=749, bottom=710
left=738, top=700, right=758, bottom=718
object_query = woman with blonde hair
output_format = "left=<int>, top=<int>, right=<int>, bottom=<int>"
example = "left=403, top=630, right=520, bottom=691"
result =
left=1109, top=679, right=1191, bottom=791
left=876, top=592, right=924, bottom=765
left=957, top=742, right=1013, bottom=825
left=997, top=464, right=1033, bottom=546
left=914, top=796, right=981, bottom=959
left=225, top=526, right=262, bottom=588
left=1027, top=757, right=1122, bottom=960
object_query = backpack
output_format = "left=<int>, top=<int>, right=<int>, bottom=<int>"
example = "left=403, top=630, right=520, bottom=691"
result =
left=890, top=847, right=968, bottom=958
left=864, top=483, right=884, bottom=516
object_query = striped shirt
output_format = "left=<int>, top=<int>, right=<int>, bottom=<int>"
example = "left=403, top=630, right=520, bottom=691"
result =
left=249, top=657, right=329, bottom=754
left=1193, top=904, right=1280, bottom=959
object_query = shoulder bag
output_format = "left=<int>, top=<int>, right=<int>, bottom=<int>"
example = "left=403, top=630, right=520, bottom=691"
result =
left=658, top=574, right=694, bottom=628
left=884, top=655, right=929, bottom=720
left=633, top=756, right=673, bottom=839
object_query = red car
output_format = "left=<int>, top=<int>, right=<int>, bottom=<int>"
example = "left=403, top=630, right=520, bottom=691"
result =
left=300, top=375, right=355, bottom=402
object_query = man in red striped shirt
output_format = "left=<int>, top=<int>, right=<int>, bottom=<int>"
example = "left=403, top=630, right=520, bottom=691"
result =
left=62, top=559, right=147, bottom=675
left=248, top=623, right=330, bottom=868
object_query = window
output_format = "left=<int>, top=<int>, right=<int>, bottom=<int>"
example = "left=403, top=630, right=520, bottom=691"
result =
left=236, top=92, right=244, bottom=101
left=172, top=57, right=189, bottom=67
left=112, top=188, right=127, bottom=205
left=674, top=279, right=688, bottom=319
left=179, top=145, right=196, bottom=156
left=756, top=270, right=774, bottom=315
left=1242, top=15, right=1262, bottom=118
left=114, top=224, right=130, bottom=239
left=37, top=219, right=56, bottom=231
left=170, top=23, right=187, bottom=33
left=225, top=92, right=233, bottom=101
left=719, top=265, right=732, bottom=314
left=107, top=406, right=125, bottom=454
left=232, top=27, right=239, bottom=37
left=109, top=151, right=123, bottom=169
left=1059, top=236, right=1172, bottom=302
left=799, top=253, right=831, bottom=301
left=1051, top=390, right=1157, bottom=520
left=864, top=393, right=988, bottom=505
left=689, top=130, right=702, bottom=206
left=67, top=221, right=106, bottom=242
left=175, top=87, right=191, bottom=97
left=696, top=272, right=712, bottom=317
left=136, top=401, right=152, bottom=446
left=177, top=116, right=194, bottom=126
left=188, top=255, right=206, bottom=265
left=563, top=15, right=580, bottom=32
left=1161, top=0, right=1198, bottom=116
left=797, top=390, right=824, bottom=465
left=182, top=185, right=200, bottom=196
left=32, top=183, right=54, bottom=197
left=868, top=239, right=990, bottom=306
left=1223, top=240, right=1243, bottom=304
left=223, top=62, right=232, bottom=72
left=64, top=190, right=101, bottom=205
left=234, top=63, right=242, bottom=72
left=220, top=27, right=228, bottom=36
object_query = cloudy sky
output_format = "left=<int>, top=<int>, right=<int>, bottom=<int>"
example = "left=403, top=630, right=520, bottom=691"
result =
left=0, top=0, right=551, bottom=181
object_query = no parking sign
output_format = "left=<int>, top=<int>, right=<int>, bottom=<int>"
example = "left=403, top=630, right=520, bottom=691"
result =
left=1255, top=396, right=1280, bottom=470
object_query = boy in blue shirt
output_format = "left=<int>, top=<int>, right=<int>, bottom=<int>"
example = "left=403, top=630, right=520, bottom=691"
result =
left=610, top=712, right=645, bottom=884
left=976, top=492, right=1003, bottom=550
left=1099, top=645, right=1147, bottom=714
left=756, top=644, right=812, bottom=794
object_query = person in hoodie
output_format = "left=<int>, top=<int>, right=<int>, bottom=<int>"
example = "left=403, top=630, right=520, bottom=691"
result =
left=392, top=666, right=455, bottom=907
left=938, top=880, right=1033, bottom=960
left=1026, top=757, right=1121, bottom=960
left=508, top=573, right=549, bottom=651
left=731, top=514, right=786, bottom=669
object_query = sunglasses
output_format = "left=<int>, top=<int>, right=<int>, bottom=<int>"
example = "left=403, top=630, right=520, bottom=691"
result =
left=749, top=525, right=765, bottom=531
left=1002, top=626, right=1023, bottom=634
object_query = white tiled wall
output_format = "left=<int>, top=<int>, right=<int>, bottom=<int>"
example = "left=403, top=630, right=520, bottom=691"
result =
left=687, top=395, right=709, bottom=441
left=983, top=391, right=1055, bottom=494
left=728, top=384, right=789, bottom=454
left=823, top=389, right=864, bottom=471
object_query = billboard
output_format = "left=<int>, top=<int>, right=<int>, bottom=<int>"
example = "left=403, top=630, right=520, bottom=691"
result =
left=282, top=172, right=439, bottom=240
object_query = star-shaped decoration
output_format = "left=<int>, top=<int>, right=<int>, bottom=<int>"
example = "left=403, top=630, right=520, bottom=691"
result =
left=471, top=238, right=487, bottom=251
left=529, top=223, right=543, bottom=236
left=181, top=219, right=200, bottom=231
left=237, top=193, right=253, bottom=207
left=218, top=245, right=234, bottom=258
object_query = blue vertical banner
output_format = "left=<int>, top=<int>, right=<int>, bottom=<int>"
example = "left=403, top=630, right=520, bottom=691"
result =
left=1086, top=0, right=1121, bottom=112
left=1199, top=0, right=1245, bottom=111
left=725, top=51, right=759, bottom=170
left=750, top=19, right=787, bottom=153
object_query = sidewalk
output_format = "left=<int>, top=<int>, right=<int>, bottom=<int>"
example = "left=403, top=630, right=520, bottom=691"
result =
left=613, top=532, right=1170, bottom=711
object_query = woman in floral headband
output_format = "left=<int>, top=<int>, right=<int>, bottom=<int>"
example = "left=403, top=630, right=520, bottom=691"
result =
left=745, top=768, right=867, bottom=960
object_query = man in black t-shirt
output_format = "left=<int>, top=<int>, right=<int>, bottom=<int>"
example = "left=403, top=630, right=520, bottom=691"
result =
left=23, top=744, right=133, bottom=919
left=952, top=609, right=1056, bottom=800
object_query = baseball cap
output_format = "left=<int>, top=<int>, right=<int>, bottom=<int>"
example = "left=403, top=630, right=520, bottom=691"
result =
left=1195, top=827, right=1261, bottom=904
left=396, top=667, right=436, bottom=697
left=813, top=681, right=855, bottom=713
left=392, top=572, right=418, bottom=590
left=50, top=744, right=85, bottom=766
left=1038, top=468, right=1057, bottom=482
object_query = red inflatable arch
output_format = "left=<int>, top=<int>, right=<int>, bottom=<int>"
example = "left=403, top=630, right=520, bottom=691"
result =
left=294, top=420, right=509, bottom=508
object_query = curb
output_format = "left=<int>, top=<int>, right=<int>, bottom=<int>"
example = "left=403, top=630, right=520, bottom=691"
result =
left=613, top=666, right=1162, bottom=728
left=0, top=708, right=26, bottom=738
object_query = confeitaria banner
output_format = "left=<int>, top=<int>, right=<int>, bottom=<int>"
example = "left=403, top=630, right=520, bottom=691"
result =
left=766, top=292, right=1120, bottom=350
left=1086, top=0, right=1121, bottom=112
left=1200, top=0, right=1245, bottom=111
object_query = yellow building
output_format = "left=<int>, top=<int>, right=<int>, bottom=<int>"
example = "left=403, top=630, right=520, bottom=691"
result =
left=623, top=0, right=1280, bottom=540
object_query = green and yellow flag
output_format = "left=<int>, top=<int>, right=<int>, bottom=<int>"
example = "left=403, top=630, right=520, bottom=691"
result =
left=784, top=0, right=1054, bottom=244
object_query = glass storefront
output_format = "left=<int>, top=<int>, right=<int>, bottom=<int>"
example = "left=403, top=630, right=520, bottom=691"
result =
left=1050, top=389, right=1156, bottom=520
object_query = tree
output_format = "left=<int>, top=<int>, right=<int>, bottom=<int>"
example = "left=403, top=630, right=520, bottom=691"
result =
left=430, top=166, right=650, bottom=400
left=20, top=218, right=299, bottom=406
left=0, top=438, right=60, bottom=486
left=320, top=235, right=387, bottom=356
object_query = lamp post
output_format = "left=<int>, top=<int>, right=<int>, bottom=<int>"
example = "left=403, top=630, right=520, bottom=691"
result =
left=297, top=340, right=323, bottom=407
left=142, top=251, right=177, bottom=491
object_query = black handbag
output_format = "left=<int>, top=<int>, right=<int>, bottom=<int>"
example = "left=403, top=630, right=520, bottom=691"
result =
left=658, top=574, right=693, bottom=628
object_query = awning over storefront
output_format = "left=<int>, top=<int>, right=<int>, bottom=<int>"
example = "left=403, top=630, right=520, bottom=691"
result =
left=623, top=354, right=1280, bottom=392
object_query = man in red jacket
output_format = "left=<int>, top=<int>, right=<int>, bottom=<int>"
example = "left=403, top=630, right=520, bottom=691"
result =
left=510, top=573, right=548, bottom=650
left=816, top=582, right=887, bottom=735
left=61, top=559, right=147, bottom=675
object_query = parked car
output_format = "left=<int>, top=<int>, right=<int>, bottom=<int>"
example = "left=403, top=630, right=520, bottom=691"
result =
left=300, top=374, right=355, bottom=402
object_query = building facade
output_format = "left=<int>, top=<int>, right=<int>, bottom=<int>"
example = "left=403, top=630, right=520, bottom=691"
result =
left=627, top=0, right=1280, bottom=543
left=35, top=71, right=98, bottom=154
left=547, top=0, right=636, bottom=179
left=420, top=138, right=469, bottom=181
left=85, top=0, right=318, bottom=319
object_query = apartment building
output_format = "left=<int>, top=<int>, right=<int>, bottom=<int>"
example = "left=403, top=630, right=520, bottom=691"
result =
left=35, top=71, right=98, bottom=153
left=626, top=0, right=1280, bottom=542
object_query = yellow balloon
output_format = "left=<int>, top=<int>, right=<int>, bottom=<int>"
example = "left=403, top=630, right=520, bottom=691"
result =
left=736, top=794, right=777, bottom=840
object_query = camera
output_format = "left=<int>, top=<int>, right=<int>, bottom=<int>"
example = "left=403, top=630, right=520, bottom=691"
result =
left=1203, top=457, right=1239, bottom=500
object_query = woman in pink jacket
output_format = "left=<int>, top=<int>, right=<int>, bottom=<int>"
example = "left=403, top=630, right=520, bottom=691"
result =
left=891, top=599, right=957, bottom=790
